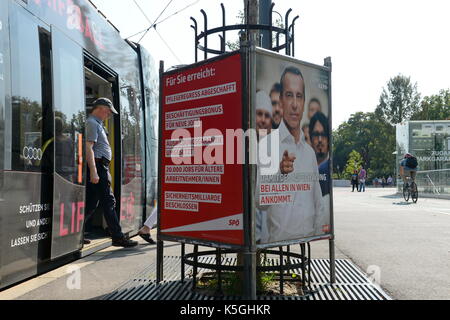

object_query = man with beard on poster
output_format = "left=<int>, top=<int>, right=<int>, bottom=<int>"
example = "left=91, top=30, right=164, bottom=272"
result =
left=257, top=66, right=325, bottom=243
left=309, top=111, right=330, bottom=197
left=270, top=83, right=283, bottom=129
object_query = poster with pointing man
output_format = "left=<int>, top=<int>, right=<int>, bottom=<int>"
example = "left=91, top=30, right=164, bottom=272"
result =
left=255, top=49, right=332, bottom=245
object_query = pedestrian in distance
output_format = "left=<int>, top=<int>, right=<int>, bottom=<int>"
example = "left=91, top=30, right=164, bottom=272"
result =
left=387, top=175, right=393, bottom=186
left=351, top=170, right=359, bottom=192
left=358, top=166, right=367, bottom=192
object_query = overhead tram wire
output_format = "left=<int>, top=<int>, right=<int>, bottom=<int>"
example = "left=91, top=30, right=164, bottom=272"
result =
left=154, top=26, right=183, bottom=65
left=132, top=0, right=153, bottom=25
left=126, top=0, right=200, bottom=40
left=136, top=0, right=174, bottom=44
left=155, top=0, right=200, bottom=25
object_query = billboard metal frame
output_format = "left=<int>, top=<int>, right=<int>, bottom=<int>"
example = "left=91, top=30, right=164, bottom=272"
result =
left=156, top=41, right=336, bottom=297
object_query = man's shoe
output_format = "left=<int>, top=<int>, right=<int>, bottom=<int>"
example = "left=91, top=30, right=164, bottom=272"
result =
left=139, top=233, right=156, bottom=245
left=112, top=237, right=138, bottom=248
left=83, top=239, right=91, bottom=245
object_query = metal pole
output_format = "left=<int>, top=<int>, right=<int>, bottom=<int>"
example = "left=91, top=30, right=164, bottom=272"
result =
left=244, top=0, right=259, bottom=41
left=221, top=3, right=226, bottom=53
left=259, top=0, right=271, bottom=49
left=200, top=9, right=208, bottom=60
left=279, top=246, right=284, bottom=295
left=291, top=16, right=299, bottom=57
left=181, top=243, right=185, bottom=282
left=269, top=2, right=275, bottom=51
left=156, top=242, right=164, bottom=283
left=156, top=60, right=165, bottom=284
left=324, top=56, right=336, bottom=284
left=300, top=243, right=306, bottom=292
left=241, top=32, right=257, bottom=301
left=190, top=17, right=198, bottom=63
left=216, top=248, right=222, bottom=295
left=192, top=244, right=199, bottom=290
left=285, top=9, right=292, bottom=56
left=307, top=242, right=312, bottom=290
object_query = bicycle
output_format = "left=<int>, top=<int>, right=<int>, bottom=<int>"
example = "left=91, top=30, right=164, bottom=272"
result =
left=402, top=176, right=418, bottom=203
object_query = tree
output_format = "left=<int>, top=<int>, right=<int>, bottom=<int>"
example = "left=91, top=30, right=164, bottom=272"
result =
left=343, top=150, right=363, bottom=179
left=375, top=74, right=421, bottom=125
left=332, top=112, right=396, bottom=179
left=411, top=89, right=450, bottom=121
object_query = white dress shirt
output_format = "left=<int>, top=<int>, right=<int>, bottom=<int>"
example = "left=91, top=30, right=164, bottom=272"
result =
left=257, top=121, right=325, bottom=243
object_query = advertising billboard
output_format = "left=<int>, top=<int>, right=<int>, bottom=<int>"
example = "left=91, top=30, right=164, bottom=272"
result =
left=159, top=53, right=244, bottom=246
left=254, top=49, right=332, bottom=245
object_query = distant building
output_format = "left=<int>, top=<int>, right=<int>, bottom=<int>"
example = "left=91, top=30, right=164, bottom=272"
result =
left=396, top=121, right=450, bottom=196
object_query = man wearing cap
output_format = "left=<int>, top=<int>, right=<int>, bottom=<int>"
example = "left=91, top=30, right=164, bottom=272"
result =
left=85, top=98, right=138, bottom=247
left=256, top=91, right=273, bottom=141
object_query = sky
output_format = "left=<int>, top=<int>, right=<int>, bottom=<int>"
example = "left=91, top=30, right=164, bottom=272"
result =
left=91, top=0, right=450, bottom=129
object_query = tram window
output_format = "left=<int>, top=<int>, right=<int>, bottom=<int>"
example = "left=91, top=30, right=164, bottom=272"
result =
left=10, top=9, right=51, bottom=172
left=52, top=31, right=85, bottom=185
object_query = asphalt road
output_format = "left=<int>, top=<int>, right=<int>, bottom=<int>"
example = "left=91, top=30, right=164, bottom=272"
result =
left=333, top=187, right=450, bottom=300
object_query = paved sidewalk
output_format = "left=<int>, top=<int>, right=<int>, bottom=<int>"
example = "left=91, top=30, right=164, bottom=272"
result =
left=0, top=231, right=348, bottom=300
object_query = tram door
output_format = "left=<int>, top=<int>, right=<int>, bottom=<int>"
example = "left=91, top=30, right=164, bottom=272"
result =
left=83, top=64, right=117, bottom=239
left=50, top=27, right=86, bottom=259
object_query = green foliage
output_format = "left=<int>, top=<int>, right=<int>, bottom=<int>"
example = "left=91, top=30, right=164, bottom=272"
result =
left=411, top=89, right=450, bottom=121
left=334, top=75, right=447, bottom=181
left=376, top=74, right=421, bottom=125
left=343, top=150, right=363, bottom=179
left=197, top=270, right=277, bottom=296
left=333, top=112, right=396, bottom=179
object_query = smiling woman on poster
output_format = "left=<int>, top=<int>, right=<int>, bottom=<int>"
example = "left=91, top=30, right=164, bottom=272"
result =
left=257, top=65, right=327, bottom=244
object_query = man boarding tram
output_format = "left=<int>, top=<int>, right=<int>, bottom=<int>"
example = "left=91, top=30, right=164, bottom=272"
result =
left=85, top=98, right=138, bottom=247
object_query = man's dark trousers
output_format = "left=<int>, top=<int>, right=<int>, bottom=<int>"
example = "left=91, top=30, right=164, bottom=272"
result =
left=85, top=159, right=124, bottom=240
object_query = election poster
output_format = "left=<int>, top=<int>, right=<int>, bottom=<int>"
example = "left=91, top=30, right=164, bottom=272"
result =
left=254, top=49, right=332, bottom=245
left=160, top=53, right=244, bottom=245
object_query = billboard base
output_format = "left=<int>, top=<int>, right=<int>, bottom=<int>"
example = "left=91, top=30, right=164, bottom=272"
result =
left=104, top=256, right=391, bottom=300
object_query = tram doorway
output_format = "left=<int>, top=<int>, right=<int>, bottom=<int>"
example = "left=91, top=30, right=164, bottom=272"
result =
left=82, top=58, right=121, bottom=247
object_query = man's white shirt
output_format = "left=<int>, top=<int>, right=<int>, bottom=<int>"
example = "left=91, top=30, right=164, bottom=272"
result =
left=257, top=121, right=325, bottom=243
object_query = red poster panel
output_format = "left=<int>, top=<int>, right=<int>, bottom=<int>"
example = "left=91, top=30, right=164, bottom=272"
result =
left=160, top=53, right=244, bottom=245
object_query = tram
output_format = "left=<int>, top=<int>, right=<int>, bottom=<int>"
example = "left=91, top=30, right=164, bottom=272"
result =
left=0, top=0, right=158, bottom=289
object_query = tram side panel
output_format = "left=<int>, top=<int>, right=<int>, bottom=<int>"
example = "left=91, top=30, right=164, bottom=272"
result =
left=0, top=0, right=147, bottom=289
left=0, top=0, right=8, bottom=287
left=0, top=2, right=54, bottom=288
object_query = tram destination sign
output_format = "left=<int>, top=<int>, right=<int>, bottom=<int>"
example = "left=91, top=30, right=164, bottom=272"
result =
left=159, top=53, right=244, bottom=245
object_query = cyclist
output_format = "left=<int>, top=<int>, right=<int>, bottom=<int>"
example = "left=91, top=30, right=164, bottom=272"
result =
left=400, top=153, right=418, bottom=187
